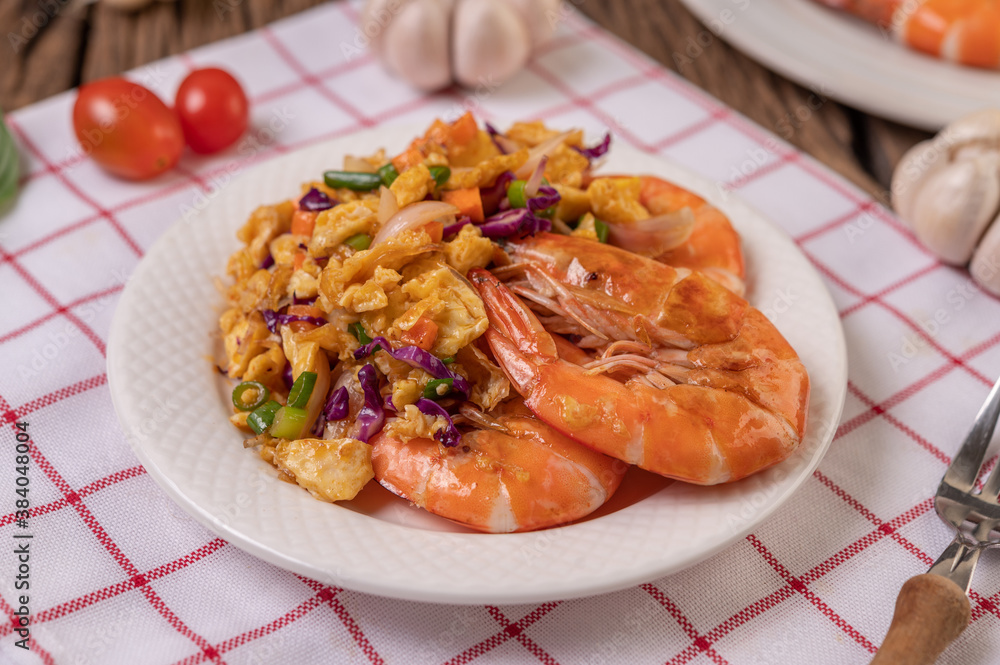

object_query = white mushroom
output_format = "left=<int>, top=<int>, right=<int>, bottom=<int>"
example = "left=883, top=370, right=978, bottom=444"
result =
left=891, top=108, right=1000, bottom=296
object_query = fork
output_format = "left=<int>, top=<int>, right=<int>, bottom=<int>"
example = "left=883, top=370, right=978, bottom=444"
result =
left=871, top=375, right=1000, bottom=665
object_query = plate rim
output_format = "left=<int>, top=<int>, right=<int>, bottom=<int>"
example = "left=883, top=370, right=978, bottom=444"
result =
left=107, top=123, right=847, bottom=604
left=677, top=0, right=1000, bottom=130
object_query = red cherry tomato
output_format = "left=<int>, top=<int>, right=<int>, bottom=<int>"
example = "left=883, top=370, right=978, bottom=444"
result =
left=175, top=68, right=249, bottom=155
left=72, top=78, right=184, bottom=181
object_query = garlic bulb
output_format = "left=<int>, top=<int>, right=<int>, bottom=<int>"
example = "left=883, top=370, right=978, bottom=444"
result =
left=892, top=109, right=1000, bottom=296
left=363, top=0, right=562, bottom=91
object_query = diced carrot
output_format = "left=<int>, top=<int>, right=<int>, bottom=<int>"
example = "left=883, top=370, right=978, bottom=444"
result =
left=425, top=119, right=452, bottom=146
left=449, top=112, right=478, bottom=147
left=292, top=250, right=306, bottom=272
left=286, top=303, right=325, bottom=333
left=400, top=316, right=439, bottom=351
left=441, top=188, right=484, bottom=223
left=421, top=221, right=444, bottom=243
left=291, top=210, right=317, bottom=237
left=391, top=147, right=424, bottom=173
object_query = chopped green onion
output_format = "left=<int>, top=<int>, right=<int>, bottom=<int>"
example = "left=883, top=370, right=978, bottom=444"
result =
left=441, top=356, right=455, bottom=365
left=594, top=218, right=609, bottom=243
left=378, top=163, right=399, bottom=187
left=323, top=170, right=382, bottom=191
left=247, top=400, right=282, bottom=435
left=286, top=371, right=317, bottom=409
left=422, top=378, right=454, bottom=400
left=507, top=180, right=527, bottom=208
left=232, top=381, right=271, bottom=412
left=344, top=233, right=372, bottom=251
left=349, top=322, right=372, bottom=344
left=270, top=406, right=309, bottom=439
left=428, top=166, right=451, bottom=187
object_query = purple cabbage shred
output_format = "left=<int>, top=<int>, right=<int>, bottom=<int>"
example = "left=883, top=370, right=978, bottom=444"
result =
left=353, top=365, right=385, bottom=443
left=442, top=216, right=472, bottom=239
left=415, top=399, right=462, bottom=447
left=261, top=309, right=328, bottom=334
left=477, top=208, right=551, bottom=239
left=323, top=386, right=350, bottom=421
left=526, top=185, right=560, bottom=213
left=572, top=132, right=612, bottom=161
left=282, top=363, right=294, bottom=390
left=299, top=187, right=336, bottom=212
left=484, top=122, right=507, bottom=154
left=260, top=254, right=275, bottom=270
left=353, top=337, right=470, bottom=398
left=480, top=171, right=515, bottom=216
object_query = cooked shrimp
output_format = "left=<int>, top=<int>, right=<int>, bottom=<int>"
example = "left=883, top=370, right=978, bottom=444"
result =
left=369, top=400, right=626, bottom=533
left=469, top=234, right=809, bottom=485
left=638, top=176, right=745, bottom=296
left=814, top=0, right=1000, bottom=68
left=593, top=175, right=745, bottom=295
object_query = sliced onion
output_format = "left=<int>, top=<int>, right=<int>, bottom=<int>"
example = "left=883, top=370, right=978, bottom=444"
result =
left=343, top=155, right=377, bottom=173
left=377, top=185, right=399, bottom=225
left=371, top=201, right=459, bottom=247
left=605, top=208, right=696, bottom=257
left=514, top=131, right=573, bottom=179
left=415, top=399, right=462, bottom=447
left=524, top=156, right=548, bottom=198
left=485, top=122, right=519, bottom=155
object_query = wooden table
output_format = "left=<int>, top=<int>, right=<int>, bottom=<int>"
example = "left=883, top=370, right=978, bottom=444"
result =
left=0, top=0, right=932, bottom=200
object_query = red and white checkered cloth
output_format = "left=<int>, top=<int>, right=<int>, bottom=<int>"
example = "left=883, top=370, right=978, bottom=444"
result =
left=1, top=1, right=998, bottom=663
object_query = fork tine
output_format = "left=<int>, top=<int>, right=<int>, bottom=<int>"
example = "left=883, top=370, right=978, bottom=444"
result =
left=943, top=375, right=1000, bottom=493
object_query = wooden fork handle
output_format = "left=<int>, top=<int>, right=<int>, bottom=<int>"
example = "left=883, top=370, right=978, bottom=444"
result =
left=870, top=574, right=970, bottom=665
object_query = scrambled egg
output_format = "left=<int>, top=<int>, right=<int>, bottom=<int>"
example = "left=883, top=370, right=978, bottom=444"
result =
left=218, top=115, right=611, bottom=505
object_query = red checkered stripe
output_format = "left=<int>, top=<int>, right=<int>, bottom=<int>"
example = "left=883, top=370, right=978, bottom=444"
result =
left=1, top=3, right=998, bottom=663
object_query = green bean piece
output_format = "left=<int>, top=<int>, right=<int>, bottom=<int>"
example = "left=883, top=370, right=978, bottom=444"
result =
left=441, top=356, right=455, bottom=365
left=323, top=170, right=383, bottom=191
left=378, top=163, right=399, bottom=187
left=247, top=400, right=282, bottom=435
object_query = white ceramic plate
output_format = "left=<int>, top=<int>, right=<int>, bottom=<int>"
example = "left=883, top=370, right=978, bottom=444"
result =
left=107, top=125, right=847, bottom=605
left=677, top=0, right=1000, bottom=130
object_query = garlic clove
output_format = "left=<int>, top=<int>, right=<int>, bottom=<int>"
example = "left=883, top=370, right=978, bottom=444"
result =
left=381, top=0, right=453, bottom=91
left=503, top=0, right=563, bottom=47
left=970, top=212, right=1000, bottom=296
left=453, top=0, right=531, bottom=89
left=892, top=137, right=950, bottom=227
left=939, top=108, right=1000, bottom=153
left=910, top=153, right=1000, bottom=265
left=362, top=0, right=415, bottom=58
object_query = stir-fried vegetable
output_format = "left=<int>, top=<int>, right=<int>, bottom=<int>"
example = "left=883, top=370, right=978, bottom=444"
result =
left=286, top=371, right=317, bottom=409
left=247, top=400, right=282, bottom=435
left=323, top=170, right=383, bottom=190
